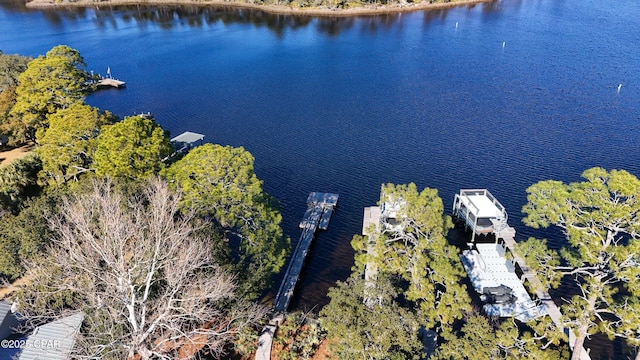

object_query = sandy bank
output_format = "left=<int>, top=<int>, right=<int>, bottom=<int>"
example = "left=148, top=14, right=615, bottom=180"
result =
left=25, top=0, right=492, bottom=17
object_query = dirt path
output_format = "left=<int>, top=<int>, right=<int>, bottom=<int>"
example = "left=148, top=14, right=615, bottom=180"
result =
left=0, top=143, right=35, bottom=169
left=0, top=276, right=31, bottom=300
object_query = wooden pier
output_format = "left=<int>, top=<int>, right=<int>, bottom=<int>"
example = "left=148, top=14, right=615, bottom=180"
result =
left=255, top=192, right=338, bottom=360
left=274, top=192, right=339, bottom=314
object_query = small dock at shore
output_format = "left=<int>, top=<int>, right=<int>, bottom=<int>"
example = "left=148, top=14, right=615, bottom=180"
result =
left=97, top=78, right=125, bottom=88
left=94, top=67, right=125, bottom=88
left=255, top=192, right=338, bottom=360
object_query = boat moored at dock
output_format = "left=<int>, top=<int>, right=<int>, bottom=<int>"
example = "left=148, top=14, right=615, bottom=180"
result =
left=453, top=189, right=591, bottom=359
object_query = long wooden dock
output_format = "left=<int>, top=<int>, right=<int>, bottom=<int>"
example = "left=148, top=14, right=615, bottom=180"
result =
left=273, top=192, right=338, bottom=314
left=255, top=192, right=338, bottom=360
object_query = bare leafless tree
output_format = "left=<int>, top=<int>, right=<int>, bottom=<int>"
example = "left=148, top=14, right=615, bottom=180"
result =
left=13, top=178, right=266, bottom=360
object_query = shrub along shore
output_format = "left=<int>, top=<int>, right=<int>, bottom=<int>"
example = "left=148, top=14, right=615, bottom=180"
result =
left=25, top=0, right=492, bottom=17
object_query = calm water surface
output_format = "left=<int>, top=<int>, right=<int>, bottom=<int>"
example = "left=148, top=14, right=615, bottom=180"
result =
left=1, top=0, right=639, bottom=357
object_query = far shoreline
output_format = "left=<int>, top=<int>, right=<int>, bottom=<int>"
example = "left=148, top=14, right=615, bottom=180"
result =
left=25, top=0, right=494, bottom=17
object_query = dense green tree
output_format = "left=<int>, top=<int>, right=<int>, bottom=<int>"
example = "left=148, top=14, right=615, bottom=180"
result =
left=94, top=115, right=172, bottom=180
left=518, top=167, right=640, bottom=360
left=163, top=144, right=288, bottom=296
left=320, top=275, right=422, bottom=360
left=434, top=314, right=567, bottom=360
left=0, top=193, right=56, bottom=280
left=0, top=50, right=30, bottom=143
left=0, top=152, right=42, bottom=212
left=0, top=86, right=17, bottom=131
left=9, top=45, right=88, bottom=142
left=0, top=50, right=30, bottom=93
left=353, top=183, right=470, bottom=330
left=35, top=103, right=113, bottom=186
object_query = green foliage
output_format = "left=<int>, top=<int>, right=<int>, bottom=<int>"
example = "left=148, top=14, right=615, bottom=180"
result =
left=36, top=103, right=113, bottom=186
left=0, top=86, right=18, bottom=140
left=320, top=275, right=422, bottom=360
left=274, top=312, right=326, bottom=360
left=435, top=314, right=568, bottom=360
left=0, top=50, right=28, bottom=143
left=163, top=143, right=288, bottom=297
left=9, top=45, right=88, bottom=142
left=94, top=115, right=172, bottom=180
left=514, top=238, right=562, bottom=290
left=356, top=183, right=470, bottom=330
left=233, top=323, right=262, bottom=358
left=0, top=50, right=30, bottom=93
left=0, top=193, right=57, bottom=280
left=521, top=167, right=640, bottom=357
left=0, top=152, right=42, bottom=212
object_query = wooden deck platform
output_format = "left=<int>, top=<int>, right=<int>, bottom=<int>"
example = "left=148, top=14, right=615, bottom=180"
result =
left=97, top=78, right=125, bottom=88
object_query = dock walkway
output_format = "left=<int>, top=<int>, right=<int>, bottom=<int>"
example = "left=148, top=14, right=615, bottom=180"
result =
left=497, top=226, right=591, bottom=360
left=273, top=192, right=338, bottom=314
left=255, top=192, right=338, bottom=360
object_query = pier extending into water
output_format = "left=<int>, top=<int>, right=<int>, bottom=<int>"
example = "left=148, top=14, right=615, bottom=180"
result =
left=274, top=192, right=339, bottom=314
left=255, top=192, right=338, bottom=360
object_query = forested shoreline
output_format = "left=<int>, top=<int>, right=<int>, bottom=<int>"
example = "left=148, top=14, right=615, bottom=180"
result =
left=24, top=0, right=492, bottom=17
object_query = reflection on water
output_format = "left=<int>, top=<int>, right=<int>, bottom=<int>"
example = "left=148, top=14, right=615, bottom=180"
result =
left=0, top=0, right=503, bottom=37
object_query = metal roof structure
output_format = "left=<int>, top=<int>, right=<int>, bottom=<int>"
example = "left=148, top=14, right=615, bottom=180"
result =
left=170, top=131, right=205, bottom=145
left=17, top=312, right=84, bottom=360
left=0, top=300, right=18, bottom=341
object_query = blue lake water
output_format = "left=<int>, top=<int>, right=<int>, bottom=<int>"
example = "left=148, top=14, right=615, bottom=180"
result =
left=1, top=0, right=639, bottom=357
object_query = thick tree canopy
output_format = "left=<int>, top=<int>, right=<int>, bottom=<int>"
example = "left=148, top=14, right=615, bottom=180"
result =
left=519, top=167, right=640, bottom=360
left=9, top=45, right=87, bottom=142
left=94, top=115, right=172, bottom=180
left=320, top=275, right=422, bottom=360
left=163, top=143, right=288, bottom=295
left=13, top=178, right=265, bottom=360
left=0, top=50, right=30, bottom=93
left=0, top=152, right=42, bottom=212
left=353, top=183, right=470, bottom=329
left=434, top=314, right=567, bottom=360
left=0, top=193, right=55, bottom=280
left=36, top=103, right=113, bottom=186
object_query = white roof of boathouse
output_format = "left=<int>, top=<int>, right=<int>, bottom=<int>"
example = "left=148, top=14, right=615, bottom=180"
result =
left=170, top=131, right=204, bottom=144
left=457, top=189, right=506, bottom=218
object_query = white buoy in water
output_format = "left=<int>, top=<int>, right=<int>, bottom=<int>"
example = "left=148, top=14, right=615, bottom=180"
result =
left=502, top=41, right=506, bottom=48
left=617, top=84, right=622, bottom=93
left=456, top=22, right=459, bottom=29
